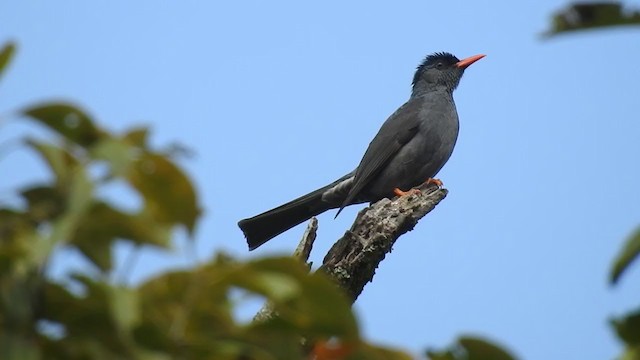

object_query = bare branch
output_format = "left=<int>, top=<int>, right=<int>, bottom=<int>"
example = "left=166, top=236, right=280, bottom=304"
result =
left=254, top=217, right=319, bottom=322
left=319, top=183, right=448, bottom=302
left=255, top=183, right=447, bottom=322
left=293, top=217, right=318, bottom=266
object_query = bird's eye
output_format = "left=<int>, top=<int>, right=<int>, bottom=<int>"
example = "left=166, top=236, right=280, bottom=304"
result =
left=436, top=62, right=444, bottom=69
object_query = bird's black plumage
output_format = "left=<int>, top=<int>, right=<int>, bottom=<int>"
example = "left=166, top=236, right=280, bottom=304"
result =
left=238, top=52, right=485, bottom=250
left=412, top=52, right=459, bottom=87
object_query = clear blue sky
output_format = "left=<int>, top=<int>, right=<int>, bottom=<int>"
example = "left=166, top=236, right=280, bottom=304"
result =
left=2, top=1, right=640, bottom=358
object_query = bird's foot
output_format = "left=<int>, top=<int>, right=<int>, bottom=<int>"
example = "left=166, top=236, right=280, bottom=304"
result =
left=394, top=178, right=442, bottom=197
left=393, top=187, right=421, bottom=197
left=425, top=178, right=443, bottom=187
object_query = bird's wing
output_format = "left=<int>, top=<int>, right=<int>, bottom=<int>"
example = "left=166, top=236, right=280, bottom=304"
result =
left=337, top=100, right=421, bottom=215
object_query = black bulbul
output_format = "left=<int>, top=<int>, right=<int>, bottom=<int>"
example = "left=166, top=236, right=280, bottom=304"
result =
left=239, top=52, right=485, bottom=250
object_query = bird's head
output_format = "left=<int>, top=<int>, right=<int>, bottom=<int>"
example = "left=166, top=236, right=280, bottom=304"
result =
left=411, top=52, right=485, bottom=96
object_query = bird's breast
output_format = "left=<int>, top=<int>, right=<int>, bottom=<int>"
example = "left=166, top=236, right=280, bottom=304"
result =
left=367, top=102, right=459, bottom=199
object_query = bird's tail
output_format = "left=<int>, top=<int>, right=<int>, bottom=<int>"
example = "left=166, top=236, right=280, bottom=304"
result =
left=238, top=184, right=337, bottom=251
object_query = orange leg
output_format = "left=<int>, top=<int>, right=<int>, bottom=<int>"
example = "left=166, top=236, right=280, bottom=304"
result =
left=393, top=187, right=421, bottom=196
left=394, top=178, right=443, bottom=197
left=426, top=177, right=443, bottom=187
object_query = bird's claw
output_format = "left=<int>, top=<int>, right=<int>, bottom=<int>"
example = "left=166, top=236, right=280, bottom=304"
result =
left=426, top=178, right=443, bottom=187
left=393, top=178, right=442, bottom=197
left=393, top=187, right=421, bottom=197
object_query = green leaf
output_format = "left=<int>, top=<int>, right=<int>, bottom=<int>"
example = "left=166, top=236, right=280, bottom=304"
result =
left=223, top=256, right=306, bottom=299
left=611, top=226, right=640, bottom=285
left=0, top=272, right=42, bottom=344
left=30, top=167, right=93, bottom=266
left=0, top=41, right=16, bottom=81
left=21, top=186, right=66, bottom=223
left=612, top=308, right=640, bottom=347
left=426, top=351, right=456, bottom=360
left=0, top=209, right=34, bottom=273
left=25, top=139, right=79, bottom=188
left=244, top=272, right=301, bottom=301
left=135, top=256, right=358, bottom=357
left=126, top=152, right=200, bottom=234
left=236, top=257, right=359, bottom=341
left=459, top=336, right=517, bottom=360
left=123, top=127, right=149, bottom=148
left=0, top=333, right=41, bottom=360
left=427, top=335, right=517, bottom=360
left=43, top=277, right=138, bottom=357
left=544, top=3, right=640, bottom=37
left=356, top=344, right=414, bottom=360
left=90, top=137, right=138, bottom=176
left=70, top=202, right=171, bottom=271
left=108, top=285, right=140, bottom=333
left=620, top=347, right=640, bottom=360
left=23, top=102, right=103, bottom=147
left=135, top=267, right=234, bottom=355
left=41, top=281, right=77, bottom=322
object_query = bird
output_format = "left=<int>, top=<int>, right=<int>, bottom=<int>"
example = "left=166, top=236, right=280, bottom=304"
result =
left=238, top=52, right=485, bottom=251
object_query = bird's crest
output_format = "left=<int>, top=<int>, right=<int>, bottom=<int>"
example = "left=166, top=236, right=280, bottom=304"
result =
left=412, top=52, right=460, bottom=86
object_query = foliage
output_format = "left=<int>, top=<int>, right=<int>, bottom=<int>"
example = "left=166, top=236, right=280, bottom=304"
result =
left=611, top=226, right=640, bottom=285
left=0, top=40, right=15, bottom=80
left=610, top=226, right=640, bottom=360
left=544, top=2, right=640, bottom=37
left=427, top=336, right=517, bottom=360
left=3, top=4, right=640, bottom=357
left=541, top=3, right=640, bottom=358
left=0, top=41, right=518, bottom=360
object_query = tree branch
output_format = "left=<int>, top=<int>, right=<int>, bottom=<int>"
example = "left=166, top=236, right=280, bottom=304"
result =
left=293, top=216, right=317, bottom=266
left=318, top=182, right=447, bottom=303
left=254, top=183, right=447, bottom=321
left=253, top=217, right=318, bottom=322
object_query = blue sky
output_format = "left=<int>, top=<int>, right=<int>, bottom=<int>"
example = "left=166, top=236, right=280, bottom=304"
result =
left=2, top=1, right=640, bottom=358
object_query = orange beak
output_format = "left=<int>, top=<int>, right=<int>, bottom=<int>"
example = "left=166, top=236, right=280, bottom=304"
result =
left=455, top=54, right=486, bottom=69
